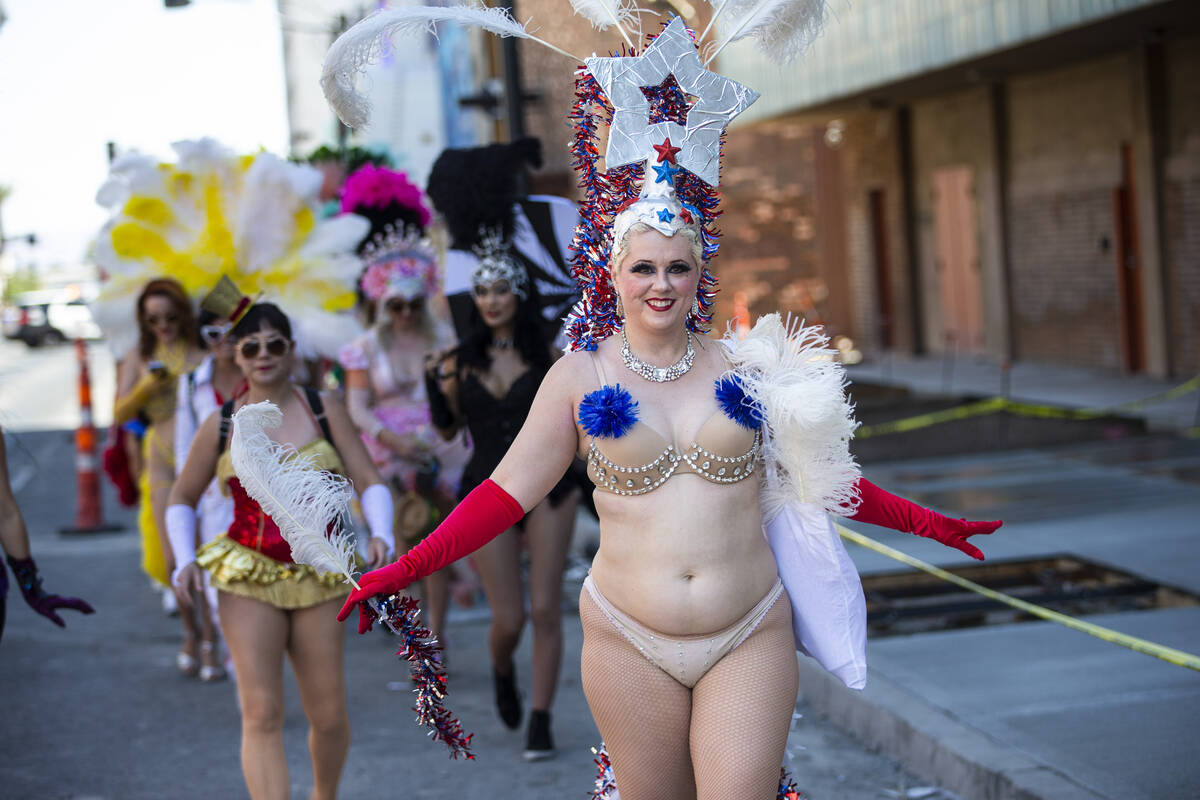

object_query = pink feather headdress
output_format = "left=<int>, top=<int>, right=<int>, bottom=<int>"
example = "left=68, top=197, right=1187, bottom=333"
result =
left=340, top=164, right=432, bottom=228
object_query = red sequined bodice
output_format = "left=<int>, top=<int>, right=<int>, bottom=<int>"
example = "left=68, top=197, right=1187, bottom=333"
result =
left=227, top=477, right=296, bottom=563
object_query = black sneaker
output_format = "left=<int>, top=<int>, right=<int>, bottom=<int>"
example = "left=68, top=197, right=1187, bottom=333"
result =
left=493, top=665, right=522, bottom=730
left=523, top=709, right=555, bottom=761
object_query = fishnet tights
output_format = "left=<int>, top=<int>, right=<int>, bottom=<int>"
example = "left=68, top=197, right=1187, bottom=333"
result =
left=580, top=588, right=799, bottom=800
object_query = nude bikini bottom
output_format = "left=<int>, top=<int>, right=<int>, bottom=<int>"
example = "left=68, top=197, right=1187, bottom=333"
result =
left=582, top=574, right=785, bottom=689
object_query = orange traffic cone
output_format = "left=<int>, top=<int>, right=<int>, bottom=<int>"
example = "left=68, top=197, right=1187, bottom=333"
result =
left=60, top=339, right=121, bottom=534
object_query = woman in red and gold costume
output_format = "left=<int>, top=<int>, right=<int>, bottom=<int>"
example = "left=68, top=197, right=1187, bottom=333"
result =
left=167, top=301, right=393, bottom=800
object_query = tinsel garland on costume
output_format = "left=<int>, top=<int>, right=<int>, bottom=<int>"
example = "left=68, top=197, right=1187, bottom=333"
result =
left=589, top=744, right=804, bottom=799
left=565, top=26, right=723, bottom=352
left=375, top=594, right=475, bottom=759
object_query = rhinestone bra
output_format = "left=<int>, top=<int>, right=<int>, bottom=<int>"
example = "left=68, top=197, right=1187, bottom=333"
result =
left=580, top=354, right=762, bottom=496
left=586, top=430, right=760, bottom=495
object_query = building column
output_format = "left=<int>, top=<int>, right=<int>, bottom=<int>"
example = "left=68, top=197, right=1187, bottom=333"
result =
left=896, top=105, right=925, bottom=355
left=989, top=82, right=1017, bottom=363
left=1131, top=39, right=1172, bottom=377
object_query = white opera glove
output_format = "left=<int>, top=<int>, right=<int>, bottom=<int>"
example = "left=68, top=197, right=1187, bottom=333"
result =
left=165, top=504, right=198, bottom=586
left=360, top=483, right=395, bottom=557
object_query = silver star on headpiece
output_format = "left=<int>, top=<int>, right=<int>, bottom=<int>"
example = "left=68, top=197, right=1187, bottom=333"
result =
left=585, top=17, right=760, bottom=186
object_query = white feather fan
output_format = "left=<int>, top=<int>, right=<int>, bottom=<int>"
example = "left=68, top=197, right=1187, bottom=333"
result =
left=91, top=139, right=368, bottom=360
left=722, top=313, right=860, bottom=520
left=229, top=401, right=357, bottom=581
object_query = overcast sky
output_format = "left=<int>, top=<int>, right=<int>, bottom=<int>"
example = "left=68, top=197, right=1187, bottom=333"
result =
left=0, top=0, right=295, bottom=272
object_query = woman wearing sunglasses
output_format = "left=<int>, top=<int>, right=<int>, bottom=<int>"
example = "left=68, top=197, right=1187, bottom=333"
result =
left=423, top=237, right=580, bottom=761
left=112, top=277, right=204, bottom=670
left=338, top=230, right=468, bottom=650
left=166, top=301, right=394, bottom=800
left=167, top=306, right=247, bottom=682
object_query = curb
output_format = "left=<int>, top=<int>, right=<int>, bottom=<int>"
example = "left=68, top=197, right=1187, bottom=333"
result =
left=795, top=658, right=1108, bottom=800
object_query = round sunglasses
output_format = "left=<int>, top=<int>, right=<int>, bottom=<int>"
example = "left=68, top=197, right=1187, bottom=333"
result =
left=238, top=337, right=289, bottom=359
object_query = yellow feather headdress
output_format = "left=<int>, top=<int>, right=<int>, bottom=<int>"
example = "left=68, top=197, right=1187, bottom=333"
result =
left=92, top=138, right=370, bottom=358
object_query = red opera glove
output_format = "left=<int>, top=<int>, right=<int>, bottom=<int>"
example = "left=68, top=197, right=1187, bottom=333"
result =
left=337, top=479, right=525, bottom=633
left=849, top=478, right=1001, bottom=561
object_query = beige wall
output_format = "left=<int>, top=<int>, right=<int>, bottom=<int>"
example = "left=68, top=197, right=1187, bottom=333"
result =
left=911, top=87, right=1008, bottom=359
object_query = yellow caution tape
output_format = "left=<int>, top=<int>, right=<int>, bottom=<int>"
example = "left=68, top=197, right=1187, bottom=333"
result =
left=857, top=398, right=1006, bottom=438
left=836, top=524, right=1200, bottom=673
left=855, top=374, right=1200, bottom=439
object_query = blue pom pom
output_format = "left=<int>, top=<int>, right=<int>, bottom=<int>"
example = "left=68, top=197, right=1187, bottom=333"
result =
left=715, top=374, right=764, bottom=430
left=578, top=385, right=640, bottom=439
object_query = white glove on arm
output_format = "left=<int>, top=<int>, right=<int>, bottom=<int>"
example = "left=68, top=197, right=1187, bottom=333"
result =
left=165, top=503, right=198, bottom=586
left=360, top=483, right=395, bottom=556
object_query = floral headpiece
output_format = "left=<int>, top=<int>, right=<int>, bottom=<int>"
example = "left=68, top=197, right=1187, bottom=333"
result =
left=321, top=2, right=830, bottom=351
left=470, top=229, right=529, bottom=300
left=359, top=225, right=440, bottom=303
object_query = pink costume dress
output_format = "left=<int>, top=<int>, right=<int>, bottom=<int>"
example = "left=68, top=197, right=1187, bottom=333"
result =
left=338, top=330, right=469, bottom=497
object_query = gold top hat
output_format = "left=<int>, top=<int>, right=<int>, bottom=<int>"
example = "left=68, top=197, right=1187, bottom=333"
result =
left=201, top=275, right=256, bottom=327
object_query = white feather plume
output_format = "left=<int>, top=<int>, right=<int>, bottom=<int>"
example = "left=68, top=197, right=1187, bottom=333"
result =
left=568, top=0, right=642, bottom=47
left=91, top=140, right=366, bottom=360
left=230, top=401, right=357, bottom=581
left=322, top=5, right=582, bottom=129
left=705, top=0, right=829, bottom=65
left=722, top=313, right=860, bottom=521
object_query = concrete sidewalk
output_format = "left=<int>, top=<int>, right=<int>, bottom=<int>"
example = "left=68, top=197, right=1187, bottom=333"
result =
left=846, top=352, right=1199, bottom=433
left=820, top=437, right=1200, bottom=800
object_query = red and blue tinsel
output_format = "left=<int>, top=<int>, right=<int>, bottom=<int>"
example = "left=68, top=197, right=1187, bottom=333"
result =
left=590, top=743, right=804, bottom=798
left=374, top=594, right=474, bottom=759
left=566, top=26, right=724, bottom=352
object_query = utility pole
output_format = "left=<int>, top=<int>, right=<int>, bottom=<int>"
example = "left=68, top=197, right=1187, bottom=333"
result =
left=500, top=2, right=526, bottom=141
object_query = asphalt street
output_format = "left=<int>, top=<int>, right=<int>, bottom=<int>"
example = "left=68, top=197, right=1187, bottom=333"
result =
left=0, top=425, right=931, bottom=800
left=6, top=339, right=1198, bottom=799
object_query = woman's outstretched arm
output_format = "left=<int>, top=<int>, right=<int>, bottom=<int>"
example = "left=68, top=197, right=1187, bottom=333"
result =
left=338, top=355, right=585, bottom=630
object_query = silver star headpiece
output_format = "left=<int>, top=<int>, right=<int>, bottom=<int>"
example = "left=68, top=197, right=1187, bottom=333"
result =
left=585, top=17, right=760, bottom=187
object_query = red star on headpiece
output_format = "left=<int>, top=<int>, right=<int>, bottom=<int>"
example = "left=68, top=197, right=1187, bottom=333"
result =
left=652, top=137, right=682, bottom=164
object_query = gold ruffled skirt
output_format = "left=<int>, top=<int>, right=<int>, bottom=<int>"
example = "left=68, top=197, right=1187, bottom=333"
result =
left=197, top=535, right=351, bottom=610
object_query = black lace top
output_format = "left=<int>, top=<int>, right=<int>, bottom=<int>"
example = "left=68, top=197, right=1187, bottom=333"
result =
left=456, top=368, right=577, bottom=505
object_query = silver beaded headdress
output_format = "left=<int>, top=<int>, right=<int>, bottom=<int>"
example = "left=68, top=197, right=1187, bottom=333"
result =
left=469, top=229, right=529, bottom=300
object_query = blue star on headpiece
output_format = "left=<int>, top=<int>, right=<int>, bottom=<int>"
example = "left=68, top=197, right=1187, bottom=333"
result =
left=657, top=208, right=675, bottom=223
left=651, top=161, right=680, bottom=185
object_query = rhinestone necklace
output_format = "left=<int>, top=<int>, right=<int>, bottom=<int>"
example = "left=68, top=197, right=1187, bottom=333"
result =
left=620, top=327, right=695, bottom=382
left=492, top=336, right=515, bottom=350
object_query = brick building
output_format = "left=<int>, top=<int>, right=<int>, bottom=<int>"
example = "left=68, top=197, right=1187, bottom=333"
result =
left=288, top=2, right=1199, bottom=378
left=717, top=0, right=1200, bottom=378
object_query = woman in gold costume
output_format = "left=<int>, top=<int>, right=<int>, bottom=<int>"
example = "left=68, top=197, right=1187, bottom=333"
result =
left=167, top=301, right=393, bottom=800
